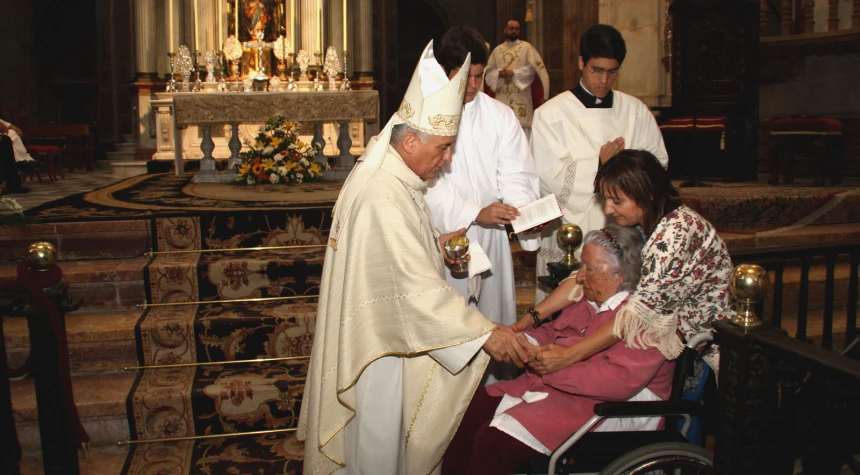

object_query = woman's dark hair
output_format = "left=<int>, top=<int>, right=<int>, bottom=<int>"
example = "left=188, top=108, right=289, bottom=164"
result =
left=579, top=24, right=627, bottom=65
left=437, top=26, right=489, bottom=74
left=594, top=149, right=681, bottom=235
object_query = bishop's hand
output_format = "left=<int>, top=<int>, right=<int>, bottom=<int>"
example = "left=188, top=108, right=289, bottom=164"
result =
left=483, top=327, right=537, bottom=367
left=438, top=227, right=470, bottom=266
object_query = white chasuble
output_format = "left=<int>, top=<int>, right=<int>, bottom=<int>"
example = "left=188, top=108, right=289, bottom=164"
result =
left=530, top=90, right=668, bottom=304
left=425, top=92, right=541, bottom=328
left=297, top=146, right=495, bottom=475
left=485, top=40, right=550, bottom=129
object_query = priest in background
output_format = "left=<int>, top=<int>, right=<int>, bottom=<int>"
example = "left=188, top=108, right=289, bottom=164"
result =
left=425, top=26, right=543, bottom=385
left=297, top=40, right=536, bottom=475
left=531, top=24, right=668, bottom=304
left=484, top=20, right=550, bottom=138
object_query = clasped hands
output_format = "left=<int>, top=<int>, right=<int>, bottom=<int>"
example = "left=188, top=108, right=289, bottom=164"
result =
left=482, top=324, right=537, bottom=367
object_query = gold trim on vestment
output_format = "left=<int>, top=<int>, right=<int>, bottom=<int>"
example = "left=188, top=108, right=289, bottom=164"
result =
left=317, top=326, right=496, bottom=469
left=405, top=364, right=436, bottom=449
left=145, top=244, right=325, bottom=256
left=137, top=295, right=318, bottom=308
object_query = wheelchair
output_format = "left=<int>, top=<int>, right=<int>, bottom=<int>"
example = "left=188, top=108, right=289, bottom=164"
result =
left=519, top=333, right=716, bottom=475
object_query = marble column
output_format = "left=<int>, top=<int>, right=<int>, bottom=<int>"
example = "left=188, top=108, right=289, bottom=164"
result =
left=156, top=0, right=169, bottom=76
left=352, top=0, right=373, bottom=77
left=326, top=0, right=344, bottom=70
left=135, top=0, right=159, bottom=78
left=301, top=0, right=323, bottom=60
left=199, top=0, right=217, bottom=52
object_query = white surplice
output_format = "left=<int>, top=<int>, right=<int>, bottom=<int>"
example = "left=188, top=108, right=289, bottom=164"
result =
left=424, top=92, right=541, bottom=329
left=530, top=88, right=668, bottom=303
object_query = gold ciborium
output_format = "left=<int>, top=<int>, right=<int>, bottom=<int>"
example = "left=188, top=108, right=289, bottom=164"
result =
left=27, top=241, right=57, bottom=271
left=546, top=223, right=582, bottom=287
left=729, top=263, right=770, bottom=327
left=557, top=224, right=583, bottom=268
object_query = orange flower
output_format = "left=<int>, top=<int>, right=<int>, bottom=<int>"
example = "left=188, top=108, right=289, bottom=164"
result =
left=251, top=163, right=263, bottom=175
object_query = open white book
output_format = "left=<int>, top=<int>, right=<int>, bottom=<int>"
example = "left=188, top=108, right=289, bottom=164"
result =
left=510, top=194, right=563, bottom=234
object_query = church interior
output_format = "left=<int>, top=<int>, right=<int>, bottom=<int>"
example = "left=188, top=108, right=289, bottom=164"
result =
left=1, top=0, right=859, bottom=473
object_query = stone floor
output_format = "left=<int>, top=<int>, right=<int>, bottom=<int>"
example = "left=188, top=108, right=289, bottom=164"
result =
left=1, top=168, right=122, bottom=215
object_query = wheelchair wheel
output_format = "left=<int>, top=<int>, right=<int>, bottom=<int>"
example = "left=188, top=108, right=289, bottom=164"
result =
left=598, top=441, right=713, bottom=475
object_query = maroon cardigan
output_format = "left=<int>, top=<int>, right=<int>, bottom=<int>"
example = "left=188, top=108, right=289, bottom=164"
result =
left=486, top=296, right=675, bottom=451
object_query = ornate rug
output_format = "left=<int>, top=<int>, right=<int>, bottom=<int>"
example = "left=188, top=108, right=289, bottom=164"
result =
left=678, top=184, right=860, bottom=233
left=25, top=172, right=344, bottom=221
left=121, top=431, right=304, bottom=475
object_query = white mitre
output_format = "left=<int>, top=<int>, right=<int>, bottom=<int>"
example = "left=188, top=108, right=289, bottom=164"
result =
left=327, top=40, right=470, bottom=249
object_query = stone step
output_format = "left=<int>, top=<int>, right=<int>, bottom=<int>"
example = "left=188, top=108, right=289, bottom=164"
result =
left=128, top=360, right=308, bottom=441
left=0, top=219, right=151, bottom=262
left=115, top=143, right=137, bottom=153
left=110, top=161, right=148, bottom=179
left=11, top=371, right=135, bottom=450
left=146, top=247, right=325, bottom=303
left=4, top=309, right=141, bottom=373
left=106, top=151, right=135, bottom=162
left=19, top=444, right=130, bottom=475
left=0, top=257, right=149, bottom=311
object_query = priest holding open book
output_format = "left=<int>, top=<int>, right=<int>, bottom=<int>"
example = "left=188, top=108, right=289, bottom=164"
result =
left=425, top=26, right=550, bottom=384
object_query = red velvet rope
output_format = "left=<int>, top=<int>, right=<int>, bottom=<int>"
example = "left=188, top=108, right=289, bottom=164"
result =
left=0, top=262, right=89, bottom=448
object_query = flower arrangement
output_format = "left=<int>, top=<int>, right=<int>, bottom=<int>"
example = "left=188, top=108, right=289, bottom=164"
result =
left=233, top=115, right=325, bottom=185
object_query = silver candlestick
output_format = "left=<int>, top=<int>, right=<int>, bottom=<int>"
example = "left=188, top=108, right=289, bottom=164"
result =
left=165, top=52, right=177, bottom=92
left=340, top=50, right=351, bottom=91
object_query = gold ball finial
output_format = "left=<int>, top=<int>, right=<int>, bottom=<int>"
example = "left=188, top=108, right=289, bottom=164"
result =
left=27, top=242, right=58, bottom=271
left=557, top=224, right=583, bottom=268
left=729, top=263, right=769, bottom=327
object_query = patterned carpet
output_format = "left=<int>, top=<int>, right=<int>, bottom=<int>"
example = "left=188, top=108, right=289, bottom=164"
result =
left=19, top=171, right=860, bottom=232
left=24, top=172, right=344, bottom=220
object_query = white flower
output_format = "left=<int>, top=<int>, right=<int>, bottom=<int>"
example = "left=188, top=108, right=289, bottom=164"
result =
left=276, top=166, right=288, bottom=176
left=300, top=158, right=309, bottom=167
left=308, top=171, right=315, bottom=178
left=270, top=173, right=280, bottom=184
left=273, top=153, right=284, bottom=161
left=288, top=143, right=298, bottom=150
left=263, top=145, right=275, bottom=155
left=296, top=173, right=303, bottom=180
left=246, top=176, right=255, bottom=185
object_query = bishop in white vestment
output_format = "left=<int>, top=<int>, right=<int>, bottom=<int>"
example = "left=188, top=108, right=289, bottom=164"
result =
left=531, top=24, right=668, bottom=304
left=484, top=20, right=550, bottom=136
left=297, top=41, right=535, bottom=475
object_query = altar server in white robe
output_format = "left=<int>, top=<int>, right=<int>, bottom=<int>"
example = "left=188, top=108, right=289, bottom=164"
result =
left=297, top=41, right=536, bottom=475
left=484, top=20, right=550, bottom=138
left=532, top=24, right=668, bottom=304
left=424, top=27, right=542, bottom=383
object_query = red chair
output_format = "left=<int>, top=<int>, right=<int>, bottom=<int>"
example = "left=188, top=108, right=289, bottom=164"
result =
left=769, top=117, right=843, bottom=186
left=25, top=145, right=64, bottom=182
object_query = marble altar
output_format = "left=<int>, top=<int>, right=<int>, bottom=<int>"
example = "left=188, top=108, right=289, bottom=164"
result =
left=169, top=90, right=379, bottom=182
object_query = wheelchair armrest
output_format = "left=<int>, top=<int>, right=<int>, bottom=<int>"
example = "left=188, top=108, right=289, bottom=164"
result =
left=593, top=400, right=704, bottom=418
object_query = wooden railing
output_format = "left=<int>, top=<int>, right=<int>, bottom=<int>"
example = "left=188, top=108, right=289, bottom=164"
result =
left=760, top=0, right=860, bottom=36
left=716, top=241, right=860, bottom=474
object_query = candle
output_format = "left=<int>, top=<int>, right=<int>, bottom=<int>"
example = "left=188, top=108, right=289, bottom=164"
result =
left=168, top=0, right=174, bottom=51
left=218, top=0, right=223, bottom=49
left=290, top=0, right=296, bottom=55
left=193, top=0, right=199, bottom=52
left=235, top=0, right=239, bottom=37
left=319, top=8, right=323, bottom=55
left=342, top=0, right=347, bottom=53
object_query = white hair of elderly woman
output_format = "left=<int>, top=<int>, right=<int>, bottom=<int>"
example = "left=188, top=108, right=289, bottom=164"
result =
left=582, top=224, right=644, bottom=292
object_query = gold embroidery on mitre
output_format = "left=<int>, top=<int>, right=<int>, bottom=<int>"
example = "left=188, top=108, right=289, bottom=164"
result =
left=398, top=100, right=415, bottom=119
left=428, top=113, right=460, bottom=132
left=459, top=77, right=466, bottom=95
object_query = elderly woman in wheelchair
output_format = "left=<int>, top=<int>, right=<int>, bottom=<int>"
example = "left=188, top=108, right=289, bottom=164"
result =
left=442, top=224, right=683, bottom=475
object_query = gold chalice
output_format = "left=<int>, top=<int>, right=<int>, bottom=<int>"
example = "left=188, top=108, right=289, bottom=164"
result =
left=27, top=241, right=57, bottom=271
left=557, top=224, right=583, bottom=268
left=729, top=263, right=770, bottom=327
left=444, top=235, right=470, bottom=274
